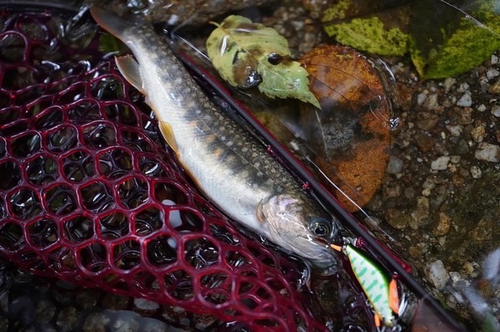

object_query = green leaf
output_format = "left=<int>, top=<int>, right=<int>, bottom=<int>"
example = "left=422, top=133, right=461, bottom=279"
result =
left=206, top=15, right=320, bottom=109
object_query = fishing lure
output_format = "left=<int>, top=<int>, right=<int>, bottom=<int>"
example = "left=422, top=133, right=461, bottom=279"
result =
left=331, top=240, right=404, bottom=330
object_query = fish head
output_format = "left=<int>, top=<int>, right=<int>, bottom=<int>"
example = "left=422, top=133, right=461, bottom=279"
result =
left=258, top=190, right=341, bottom=268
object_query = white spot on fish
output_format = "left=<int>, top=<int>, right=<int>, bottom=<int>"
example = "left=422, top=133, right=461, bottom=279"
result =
left=221, top=136, right=226, bottom=140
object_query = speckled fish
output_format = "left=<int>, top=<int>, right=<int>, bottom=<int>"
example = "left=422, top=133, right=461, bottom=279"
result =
left=90, top=7, right=338, bottom=267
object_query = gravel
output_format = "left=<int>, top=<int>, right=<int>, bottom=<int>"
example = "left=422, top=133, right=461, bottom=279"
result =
left=426, top=260, right=450, bottom=290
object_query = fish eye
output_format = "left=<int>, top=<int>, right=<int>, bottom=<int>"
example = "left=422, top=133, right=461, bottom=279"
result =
left=309, top=217, right=331, bottom=237
left=268, top=53, right=284, bottom=65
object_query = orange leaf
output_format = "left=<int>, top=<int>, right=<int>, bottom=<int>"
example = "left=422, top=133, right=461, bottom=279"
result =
left=300, top=45, right=391, bottom=212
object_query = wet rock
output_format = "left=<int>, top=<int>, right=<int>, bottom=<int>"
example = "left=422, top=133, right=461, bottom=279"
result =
left=416, top=112, right=439, bottom=130
left=102, top=294, right=130, bottom=310
left=456, top=93, right=472, bottom=107
left=425, top=260, right=450, bottom=290
left=415, top=133, right=434, bottom=152
left=386, top=208, right=409, bottom=230
left=491, top=105, right=500, bottom=117
left=386, top=155, right=403, bottom=174
left=133, top=298, right=160, bottom=317
left=35, top=300, right=56, bottom=325
left=431, top=156, right=450, bottom=171
left=410, top=196, right=430, bottom=229
left=475, top=143, right=500, bottom=162
left=56, top=306, right=79, bottom=331
left=489, top=79, right=500, bottom=94
left=75, top=289, right=99, bottom=309
left=113, top=314, right=140, bottom=332
left=434, top=212, right=451, bottom=236
left=470, top=126, right=486, bottom=143
left=83, top=312, right=110, bottom=332
left=470, top=165, right=482, bottom=179
left=486, top=68, right=499, bottom=80
left=446, top=125, right=463, bottom=137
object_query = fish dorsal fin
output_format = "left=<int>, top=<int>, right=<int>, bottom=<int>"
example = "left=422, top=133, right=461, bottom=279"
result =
left=159, top=121, right=179, bottom=154
left=115, top=55, right=144, bottom=93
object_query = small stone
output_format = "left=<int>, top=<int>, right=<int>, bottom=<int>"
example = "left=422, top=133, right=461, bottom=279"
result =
left=415, top=132, right=434, bottom=152
left=450, top=155, right=460, bottom=163
left=425, top=93, right=439, bottom=111
left=386, top=208, right=409, bottom=230
left=431, top=156, right=450, bottom=170
left=456, top=107, right=473, bottom=125
left=443, top=77, right=456, bottom=92
left=446, top=125, right=463, bottom=137
left=35, top=300, right=56, bottom=325
left=422, top=188, right=431, bottom=196
left=416, top=93, right=427, bottom=106
left=456, top=93, right=472, bottom=107
left=463, top=261, right=480, bottom=278
left=470, top=126, right=486, bottom=143
left=83, top=312, right=110, bottom=332
left=489, top=80, right=500, bottom=94
left=416, top=112, right=439, bottom=130
left=492, top=54, right=499, bottom=64
left=457, top=82, right=469, bottom=93
left=454, top=139, right=469, bottom=154
left=133, top=298, right=160, bottom=316
left=426, top=260, right=450, bottom=290
left=434, top=212, right=451, bottom=236
left=470, top=165, right=482, bottom=178
left=410, top=196, right=430, bottom=229
left=477, top=104, right=487, bottom=112
left=386, top=155, right=404, bottom=174
left=487, top=68, right=500, bottom=80
left=475, top=143, right=500, bottom=162
left=56, top=307, right=79, bottom=331
left=491, top=105, right=500, bottom=117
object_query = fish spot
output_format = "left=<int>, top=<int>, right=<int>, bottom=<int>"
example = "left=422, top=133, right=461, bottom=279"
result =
left=221, top=136, right=226, bottom=141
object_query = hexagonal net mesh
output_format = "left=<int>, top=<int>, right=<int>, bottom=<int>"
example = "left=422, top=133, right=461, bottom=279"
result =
left=0, top=9, right=333, bottom=331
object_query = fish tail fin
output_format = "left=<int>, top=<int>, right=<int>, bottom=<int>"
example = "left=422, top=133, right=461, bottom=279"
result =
left=90, top=6, right=137, bottom=42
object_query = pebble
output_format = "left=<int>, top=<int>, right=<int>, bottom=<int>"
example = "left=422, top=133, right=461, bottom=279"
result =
left=489, top=80, right=500, bottom=94
left=434, top=212, right=451, bottom=236
left=470, top=125, right=485, bottom=143
left=443, top=77, right=456, bottom=92
left=456, top=93, right=472, bottom=107
left=410, top=196, right=429, bottom=229
left=477, top=104, right=486, bottom=112
left=491, top=105, right=500, bottom=117
left=386, top=155, right=404, bottom=174
left=475, top=143, right=500, bottom=162
left=133, top=298, right=160, bottom=313
left=415, top=132, right=434, bottom=151
left=417, top=93, right=427, bottom=106
left=431, top=156, right=450, bottom=170
left=426, top=260, right=450, bottom=290
left=416, top=112, right=439, bottom=130
left=470, top=165, right=482, bottom=178
left=446, top=125, right=463, bottom=137
left=83, top=312, right=111, bottom=332
left=386, top=208, right=409, bottom=230
left=486, top=68, right=500, bottom=80
left=492, top=54, right=499, bottom=64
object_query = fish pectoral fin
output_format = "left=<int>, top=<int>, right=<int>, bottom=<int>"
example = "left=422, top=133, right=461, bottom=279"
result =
left=115, top=55, right=144, bottom=93
left=159, top=121, right=179, bottom=154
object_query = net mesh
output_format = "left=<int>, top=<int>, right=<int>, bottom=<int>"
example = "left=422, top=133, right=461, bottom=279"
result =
left=0, top=10, right=332, bottom=331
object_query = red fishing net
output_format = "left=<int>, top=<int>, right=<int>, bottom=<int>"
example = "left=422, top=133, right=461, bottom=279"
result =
left=0, top=9, right=334, bottom=331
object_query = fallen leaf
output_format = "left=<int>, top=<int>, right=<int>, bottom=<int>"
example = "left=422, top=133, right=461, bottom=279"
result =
left=206, top=15, right=320, bottom=108
left=300, top=45, right=391, bottom=212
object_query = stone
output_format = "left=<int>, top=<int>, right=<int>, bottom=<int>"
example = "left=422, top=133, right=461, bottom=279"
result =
left=491, top=105, right=500, bottom=117
left=410, top=196, right=430, bottom=229
left=475, top=143, right=500, bottom=162
left=443, top=77, right=456, bottom=92
left=386, top=208, right=409, bottom=229
left=470, top=126, right=486, bottom=143
left=486, top=68, right=500, bottom=80
left=456, top=107, right=473, bottom=125
left=431, top=156, right=450, bottom=170
left=470, top=165, right=482, bottom=179
left=415, top=133, right=434, bottom=152
left=456, top=93, right=472, bottom=107
left=477, top=104, right=487, bottom=112
left=386, top=155, right=404, bottom=174
left=491, top=54, right=499, bottom=64
left=426, top=260, right=450, bottom=290
left=416, top=112, right=439, bottom=130
left=434, top=212, right=451, bottom=236
left=83, top=313, right=111, bottom=332
left=489, top=80, right=500, bottom=94
left=446, top=125, right=463, bottom=137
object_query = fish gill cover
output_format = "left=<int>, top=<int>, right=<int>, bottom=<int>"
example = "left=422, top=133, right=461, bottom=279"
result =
left=0, top=9, right=343, bottom=331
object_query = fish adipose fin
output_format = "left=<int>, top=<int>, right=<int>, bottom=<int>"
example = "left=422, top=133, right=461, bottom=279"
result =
left=115, top=55, right=144, bottom=93
left=159, top=121, right=179, bottom=154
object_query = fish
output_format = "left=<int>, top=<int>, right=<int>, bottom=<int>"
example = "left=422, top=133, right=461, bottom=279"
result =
left=89, top=7, right=339, bottom=268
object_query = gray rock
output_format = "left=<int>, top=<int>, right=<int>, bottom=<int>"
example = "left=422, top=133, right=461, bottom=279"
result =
left=386, top=155, right=404, bottom=174
left=475, top=143, right=500, bottom=162
left=491, top=105, right=500, bottom=117
left=431, top=156, right=450, bottom=170
left=426, top=260, right=450, bottom=290
left=456, top=93, right=473, bottom=107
